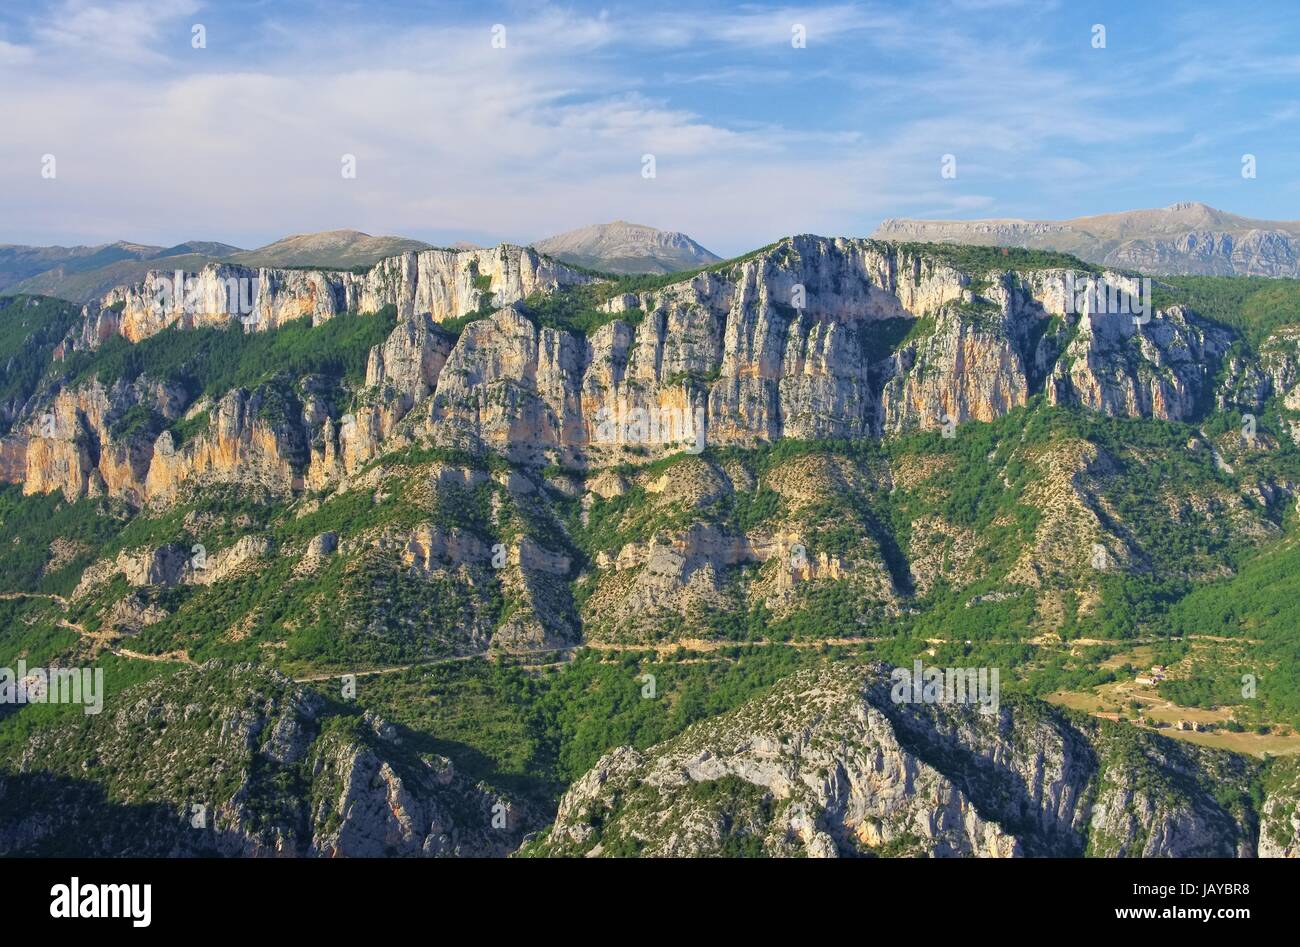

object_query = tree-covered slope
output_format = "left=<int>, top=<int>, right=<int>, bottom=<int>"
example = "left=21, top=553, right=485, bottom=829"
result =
left=4, top=238, right=1300, bottom=857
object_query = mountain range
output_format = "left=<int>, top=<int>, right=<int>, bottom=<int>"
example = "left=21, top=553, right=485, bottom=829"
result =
left=0, top=222, right=721, bottom=305
left=0, top=231, right=435, bottom=304
left=874, top=202, right=1300, bottom=277
left=13, top=203, right=1296, bottom=308
left=1, top=226, right=1300, bottom=858
left=0, top=241, right=239, bottom=297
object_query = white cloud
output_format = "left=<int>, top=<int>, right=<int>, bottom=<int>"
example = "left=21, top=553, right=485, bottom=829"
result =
left=1, top=4, right=917, bottom=251
left=30, top=0, right=201, bottom=63
left=0, top=1, right=1293, bottom=253
left=0, top=39, right=34, bottom=65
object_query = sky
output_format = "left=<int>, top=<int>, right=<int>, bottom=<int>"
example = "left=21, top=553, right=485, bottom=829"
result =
left=1, top=0, right=1299, bottom=257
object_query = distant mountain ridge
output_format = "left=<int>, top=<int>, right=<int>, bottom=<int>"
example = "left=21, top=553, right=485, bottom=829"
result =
left=0, top=241, right=234, bottom=296
left=531, top=220, right=721, bottom=274
left=1, top=230, right=432, bottom=303
left=873, top=202, right=1300, bottom=277
left=224, top=230, right=431, bottom=269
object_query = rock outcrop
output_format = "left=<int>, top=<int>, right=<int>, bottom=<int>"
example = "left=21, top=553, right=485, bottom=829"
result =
left=5, top=236, right=1242, bottom=503
left=1048, top=303, right=1228, bottom=421
left=1259, top=758, right=1300, bottom=858
left=0, top=663, right=534, bottom=857
left=531, top=663, right=1282, bottom=858
left=71, top=244, right=592, bottom=348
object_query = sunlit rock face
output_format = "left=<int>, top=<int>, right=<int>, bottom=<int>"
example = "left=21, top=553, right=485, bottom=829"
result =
left=12, top=237, right=1230, bottom=503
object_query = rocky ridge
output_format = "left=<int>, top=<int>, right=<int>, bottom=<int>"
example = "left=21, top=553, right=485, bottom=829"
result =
left=531, top=663, right=1289, bottom=858
left=2, top=236, right=1248, bottom=505
left=874, top=202, right=1300, bottom=277
left=0, top=662, right=533, bottom=857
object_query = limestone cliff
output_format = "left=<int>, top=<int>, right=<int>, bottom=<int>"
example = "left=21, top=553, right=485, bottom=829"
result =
left=70, top=244, right=592, bottom=348
left=530, top=663, right=1281, bottom=858
left=7, top=236, right=1241, bottom=503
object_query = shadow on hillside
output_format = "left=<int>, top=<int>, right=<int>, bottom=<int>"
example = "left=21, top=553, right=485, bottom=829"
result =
left=0, top=770, right=270, bottom=858
left=382, top=718, right=562, bottom=817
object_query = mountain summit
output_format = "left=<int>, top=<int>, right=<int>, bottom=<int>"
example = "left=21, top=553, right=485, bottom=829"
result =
left=531, top=220, right=721, bottom=274
left=873, top=203, right=1300, bottom=277
left=225, top=230, right=432, bottom=269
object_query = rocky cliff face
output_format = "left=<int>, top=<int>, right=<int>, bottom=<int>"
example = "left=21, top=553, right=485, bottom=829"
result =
left=58, top=453, right=583, bottom=655
left=1103, top=229, right=1300, bottom=277
left=576, top=452, right=901, bottom=641
left=1047, top=302, right=1228, bottom=422
left=71, top=244, right=592, bottom=348
left=531, top=663, right=1285, bottom=858
left=0, top=663, right=535, bottom=857
left=4, top=237, right=1239, bottom=504
left=1260, top=758, right=1300, bottom=858
left=1220, top=325, right=1300, bottom=418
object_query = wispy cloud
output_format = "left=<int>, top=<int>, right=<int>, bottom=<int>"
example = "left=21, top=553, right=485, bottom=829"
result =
left=0, top=0, right=1296, bottom=253
left=28, top=0, right=200, bottom=62
left=0, top=39, right=34, bottom=65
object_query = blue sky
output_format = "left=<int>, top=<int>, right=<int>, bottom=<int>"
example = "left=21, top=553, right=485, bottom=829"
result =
left=1, top=0, right=1298, bottom=256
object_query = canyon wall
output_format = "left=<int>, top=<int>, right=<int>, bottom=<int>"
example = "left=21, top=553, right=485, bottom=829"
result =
left=8, top=237, right=1237, bottom=502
